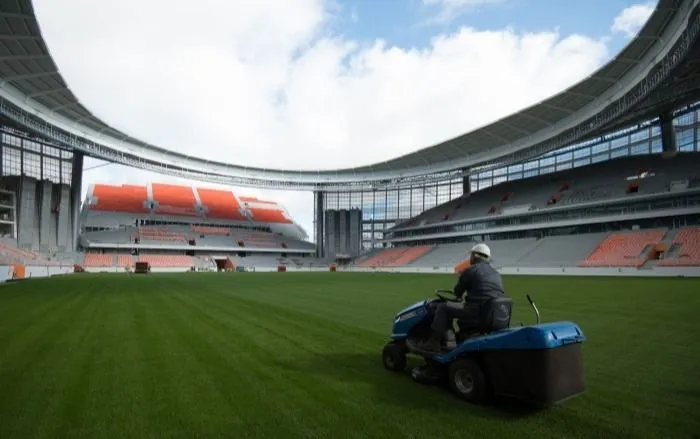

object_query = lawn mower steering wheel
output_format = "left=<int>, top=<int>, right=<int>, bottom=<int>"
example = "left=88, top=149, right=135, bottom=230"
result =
left=434, top=289, right=461, bottom=302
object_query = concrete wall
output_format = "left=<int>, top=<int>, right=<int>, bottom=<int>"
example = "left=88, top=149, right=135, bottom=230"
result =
left=3, top=264, right=698, bottom=280
left=82, top=266, right=191, bottom=274
left=0, top=264, right=73, bottom=283
left=81, top=265, right=700, bottom=277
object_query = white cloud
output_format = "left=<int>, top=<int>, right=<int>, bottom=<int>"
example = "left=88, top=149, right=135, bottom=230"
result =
left=611, top=2, right=656, bottom=38
left=421, top=0, right=503, bottom=24
left=33, top=0, right=615, bottom=239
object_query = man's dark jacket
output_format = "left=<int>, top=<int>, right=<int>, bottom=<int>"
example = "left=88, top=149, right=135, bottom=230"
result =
left=453, top=260, right=505, bottom=305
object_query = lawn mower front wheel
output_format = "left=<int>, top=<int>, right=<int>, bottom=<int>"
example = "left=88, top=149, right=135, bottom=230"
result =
left=382, top=342, right=407, bottom=372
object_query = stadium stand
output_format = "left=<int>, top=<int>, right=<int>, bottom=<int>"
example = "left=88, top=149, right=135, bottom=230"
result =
left=83, top=253, right=113, bottom=267
left=0, top=241, right=59, bottom=265
left=395, top=154, right=700, bottom=230
left=91, top=184, right=149, bottom=213
left=0, top=0, right=696, bottom=281
left=514, top=233, right=608, bottom=267
left=116, top=255, right=133, bottom=267
left=75, top=151, right=700, bottom=273
left=239, top=197, right=292, bottom=224
left=196, top=188, right=247, bottom=221
left=658, top=227, right=700, bottom=266
left=396, top=233, right=610, bottom=269
left=358, top=246, right=433, bottom=267
left=579, top=230, right=667, bottom=268
left=139, top=254, right=193, bottom=268
left=152, top=183, right=198, bottom=216
left=192, top=226, right=231, bottom=235
left=136, top=227, right=188, bottom=243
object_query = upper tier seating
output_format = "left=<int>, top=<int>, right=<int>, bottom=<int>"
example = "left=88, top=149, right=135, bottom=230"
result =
left=657, top=227, right=700, bottom=267
left=579, top=230, right=667, bottom=268
left=152, top=183, right=198, bottom=216
left=91, top=184, right=149, bottom=213
left=395, top=154, right=700, bottom=231
left=87, top=183, right=295, bottom=224
left=240, top=197, right=292, bottom=224
left=196, top=188, right=247, bottom=221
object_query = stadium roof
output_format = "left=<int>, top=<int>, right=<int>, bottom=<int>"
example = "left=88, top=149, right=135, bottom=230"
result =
left=0, top=0, right=699, bottom=190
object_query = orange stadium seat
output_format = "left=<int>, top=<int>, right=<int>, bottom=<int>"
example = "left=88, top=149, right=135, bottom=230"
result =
left=139, top=255, right=193, bottom=267
left=92, top=184, right=148, bottom=213
left=359, top=248, right=410, bottom=268
left=137, top=227, right=187, bottom=243
left=239, top=196, right=276, bottom=205
left=192, top=225, right=231, bottom=235
left=83, top=253, right=114, bottom=267
left=196, top=188, right=248, bottom=221
left=239, top=198, right=290, bottom=224
left=116, top=255, right=133, bottom=267
left=658, top=228, right=700, bottom=267
left=152, top=183, right=197, bottom=216
left=384, top=246, right=433, bottom=267
left=239, top=232, right=279, bottom=248
left=580, top=230, right=666, bottom=268
left=248, top=208, right=291, bottom=223
left=240, top=196, right=291, bottom=223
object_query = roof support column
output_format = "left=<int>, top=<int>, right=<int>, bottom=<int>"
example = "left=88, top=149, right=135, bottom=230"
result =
left=70, top=150, right=84, bottom=251
left=659, top=111, right=677, bottom=157
left=462, top=169, right=471, bottom=196
left=314, top=190, right=324, bottom=258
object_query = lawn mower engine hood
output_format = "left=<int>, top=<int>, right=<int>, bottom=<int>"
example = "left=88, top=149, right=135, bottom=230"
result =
left=391, top=299, right=430, bottom=339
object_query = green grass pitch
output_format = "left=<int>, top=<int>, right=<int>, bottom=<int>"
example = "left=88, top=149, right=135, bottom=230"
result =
left=0, top=272, right=699, bottom=439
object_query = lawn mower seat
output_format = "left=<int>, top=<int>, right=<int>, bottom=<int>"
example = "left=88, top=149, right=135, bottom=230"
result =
left=458, top=296, right=513, bottom=335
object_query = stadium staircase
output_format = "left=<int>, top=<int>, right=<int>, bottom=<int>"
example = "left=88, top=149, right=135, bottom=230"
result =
left=508, top=239, right=547, bottom=265
left=657, top=227, right=700, bottom=267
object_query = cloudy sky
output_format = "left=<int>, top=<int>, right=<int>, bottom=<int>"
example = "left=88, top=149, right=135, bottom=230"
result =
left=32, top=0, right=655, bottom=239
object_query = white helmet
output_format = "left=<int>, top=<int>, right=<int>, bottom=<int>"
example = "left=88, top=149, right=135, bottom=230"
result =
left=470, top=243, right=491, bottom=260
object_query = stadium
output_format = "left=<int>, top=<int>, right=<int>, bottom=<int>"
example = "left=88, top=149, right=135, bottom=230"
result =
left=0, top=0, right=699, bottom=438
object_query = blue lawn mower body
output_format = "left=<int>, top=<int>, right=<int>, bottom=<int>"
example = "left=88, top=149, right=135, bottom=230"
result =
left=381, top=292, right=587, bottom=406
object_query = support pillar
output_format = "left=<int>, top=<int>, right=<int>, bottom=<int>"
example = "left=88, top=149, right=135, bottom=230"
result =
left=314, top=190, right=324, bottom=258
left=70, top=151, right=84, bottom=251
left=462, top=170, right=471, bottom=195
left=659, top=111, right=678, bottom=157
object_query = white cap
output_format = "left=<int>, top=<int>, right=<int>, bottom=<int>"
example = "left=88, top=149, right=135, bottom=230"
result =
left=470, top=243, right=491, bottom=260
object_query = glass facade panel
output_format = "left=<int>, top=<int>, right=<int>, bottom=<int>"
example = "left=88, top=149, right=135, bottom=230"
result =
left=1, top=128, right=73, bottom=184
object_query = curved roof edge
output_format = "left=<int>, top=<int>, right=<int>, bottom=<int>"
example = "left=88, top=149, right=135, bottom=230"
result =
left=0, top=0, right=697, bottom=189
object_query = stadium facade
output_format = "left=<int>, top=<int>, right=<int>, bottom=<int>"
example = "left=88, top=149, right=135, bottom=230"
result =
left=0, top=0, right=699, bottom=275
